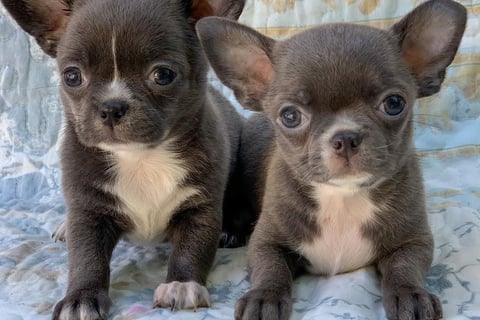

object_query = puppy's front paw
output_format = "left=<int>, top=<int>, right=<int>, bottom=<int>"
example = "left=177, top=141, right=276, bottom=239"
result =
left=219, top=231, right=247, bottom=248
left=235, top=289, right=292, bottom=320
left=383, top=286, right=442, bottom=320
left=52, top=289, right=111, bottom=320
left=153, top=281, right=210, bottom=311
left=52, top=220, right=67, bottom=242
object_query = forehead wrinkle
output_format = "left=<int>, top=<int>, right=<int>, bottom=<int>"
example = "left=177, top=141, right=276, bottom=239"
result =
left=276, top=29, right=413, bottom=112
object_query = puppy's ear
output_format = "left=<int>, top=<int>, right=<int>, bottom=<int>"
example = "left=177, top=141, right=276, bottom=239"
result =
left=196, top=17, right=275, bottom=112
left=1, top=0, right=75, bottom=57
left=391, top=0, right=467, bottom=97
left=187, top=0, right=245, bottom=22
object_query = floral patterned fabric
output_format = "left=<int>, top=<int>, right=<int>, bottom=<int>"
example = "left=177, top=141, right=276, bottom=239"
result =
left=0, top=1, right=479, bottom=319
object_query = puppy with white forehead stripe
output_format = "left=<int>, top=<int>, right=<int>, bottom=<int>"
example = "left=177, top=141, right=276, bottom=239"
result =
left=197, top=0, right=466, bottom=319
left=1, top=0, right=247, bottom=318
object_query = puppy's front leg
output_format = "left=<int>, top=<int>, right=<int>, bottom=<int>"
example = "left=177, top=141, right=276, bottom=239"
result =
left=153, top=205, right=221, bottom=311
left=378, top=239, right=442, bottom=320
left=52, top=212, right=122, bottom=320
left=235, top=235, right=295, bottom=320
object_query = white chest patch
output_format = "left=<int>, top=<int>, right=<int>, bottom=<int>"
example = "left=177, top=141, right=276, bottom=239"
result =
left=298, top=183, right=377, bottom=276
left=102, top=143, right=199, bottom=243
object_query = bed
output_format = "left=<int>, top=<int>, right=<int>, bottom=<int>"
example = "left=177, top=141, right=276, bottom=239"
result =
left=0, top=0, right=479, bottom=319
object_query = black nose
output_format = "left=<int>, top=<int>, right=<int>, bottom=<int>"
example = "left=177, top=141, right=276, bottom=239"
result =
left=99, top=101, right=128, bottom=126
left=331, top=131, right=363, bottom=158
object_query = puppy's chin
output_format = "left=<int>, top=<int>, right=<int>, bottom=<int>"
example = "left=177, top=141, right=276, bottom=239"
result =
left=319, top=151, right=382, bottom=186
left=310, top=174, right=377, bottom=196
left=326, top=173, right=375, bottom=189
left=97, top=142, right=154, bottom=153
left=95, top=133, right=173, bottom=153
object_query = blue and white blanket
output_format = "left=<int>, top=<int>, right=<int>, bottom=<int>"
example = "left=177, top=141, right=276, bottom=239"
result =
left=1, top=1, right=479, bottom=319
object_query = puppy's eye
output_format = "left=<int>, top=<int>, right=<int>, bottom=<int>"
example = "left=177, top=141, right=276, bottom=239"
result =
left=280, top=106, right=302, bottom=128
left=63, top=67, right=82, bottom=87
left=151, top=67, right=176, bottom=86
left=382, top=95, right=406, bottom=116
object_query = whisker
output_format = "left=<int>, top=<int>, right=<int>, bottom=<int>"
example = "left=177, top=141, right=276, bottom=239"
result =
left=409, top=120, right=442, bottom=130
left=415, top=113, right=445, bottom=119
left=371, top=142, right=395, bottom=150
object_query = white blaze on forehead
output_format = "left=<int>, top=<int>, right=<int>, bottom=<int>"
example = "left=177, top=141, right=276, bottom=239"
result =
left=101, top=81, right=132, bottom=102
left=99, top=29, right=133, bottom=101
left=112, top=29, right=120, bottom=82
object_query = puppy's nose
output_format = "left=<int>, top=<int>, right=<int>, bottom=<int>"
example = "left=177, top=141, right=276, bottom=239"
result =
left=331, top=131, right=363, bottom=158
left=99, top=101, right=128, bottom=126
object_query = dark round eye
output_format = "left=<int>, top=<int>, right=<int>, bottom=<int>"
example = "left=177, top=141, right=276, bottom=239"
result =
left=152, top=67, right=176, bottom=86
left=63, top=67, right=82, bottom=87
left=382, top=95, right=406, bottom=116
left=280, top=107, right=302, bottom=128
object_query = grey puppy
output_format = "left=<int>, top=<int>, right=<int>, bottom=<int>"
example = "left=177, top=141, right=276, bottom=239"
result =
left=196, top=0, right=467, bottom=319
left=1, top=0, right=247, bottom=319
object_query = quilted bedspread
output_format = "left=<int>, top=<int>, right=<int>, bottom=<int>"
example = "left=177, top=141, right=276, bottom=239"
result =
left=1, top=0, right=479, bottom=319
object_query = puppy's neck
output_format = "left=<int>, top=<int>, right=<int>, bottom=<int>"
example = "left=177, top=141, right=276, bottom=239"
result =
left=100, top=140, right=197, bottom=243
left=298, top=176, right=377, bottom=275
left=311, top=179, right=376, bottom=216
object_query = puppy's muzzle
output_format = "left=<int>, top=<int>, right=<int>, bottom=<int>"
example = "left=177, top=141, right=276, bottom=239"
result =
left=330, top=131, right=363, bottom=159
left=99, top=101, right=129, bottom=127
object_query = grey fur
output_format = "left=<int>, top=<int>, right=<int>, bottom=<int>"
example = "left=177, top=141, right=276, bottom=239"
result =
left=196, top=1, right=467, bottom=319
left=1, top=0, right=247, bottom=319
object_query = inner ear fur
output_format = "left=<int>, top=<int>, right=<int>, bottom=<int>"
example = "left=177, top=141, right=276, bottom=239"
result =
left=189, top=0, right=245, bottom=22
left=196, top=17, right=275, bottom=112
left=391, top=0, right=467, bottom=97
left=1, top=0, right=75, bottom=57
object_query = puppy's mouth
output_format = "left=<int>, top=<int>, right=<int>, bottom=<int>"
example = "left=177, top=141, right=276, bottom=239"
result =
left=94, top=128, right=163, bottom=150
left=324, top=151, right=364, bottom=176
left=324, top=156, right=379, bottom=189
left=74, top=113, right=165, bottom=149
left=77, top=122, right=129, bottom=145
left=98, top=125, right=128, bottom=142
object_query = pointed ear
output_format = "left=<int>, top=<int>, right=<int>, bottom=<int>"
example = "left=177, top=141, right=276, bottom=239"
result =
left=196, top=17, right=275, bottom=112
left=391, top=0, right=467, bottom=97
left=1, top=0, right=75, bottom=57
left=188, top=0, right=245, bottom=22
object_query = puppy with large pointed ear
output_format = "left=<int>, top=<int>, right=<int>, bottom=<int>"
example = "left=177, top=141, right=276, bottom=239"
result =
left=2, top=0, right=247, bottom=319
left=1, top=0, right=245, bottom=57
left=197, top=0, right=466, bottom=319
